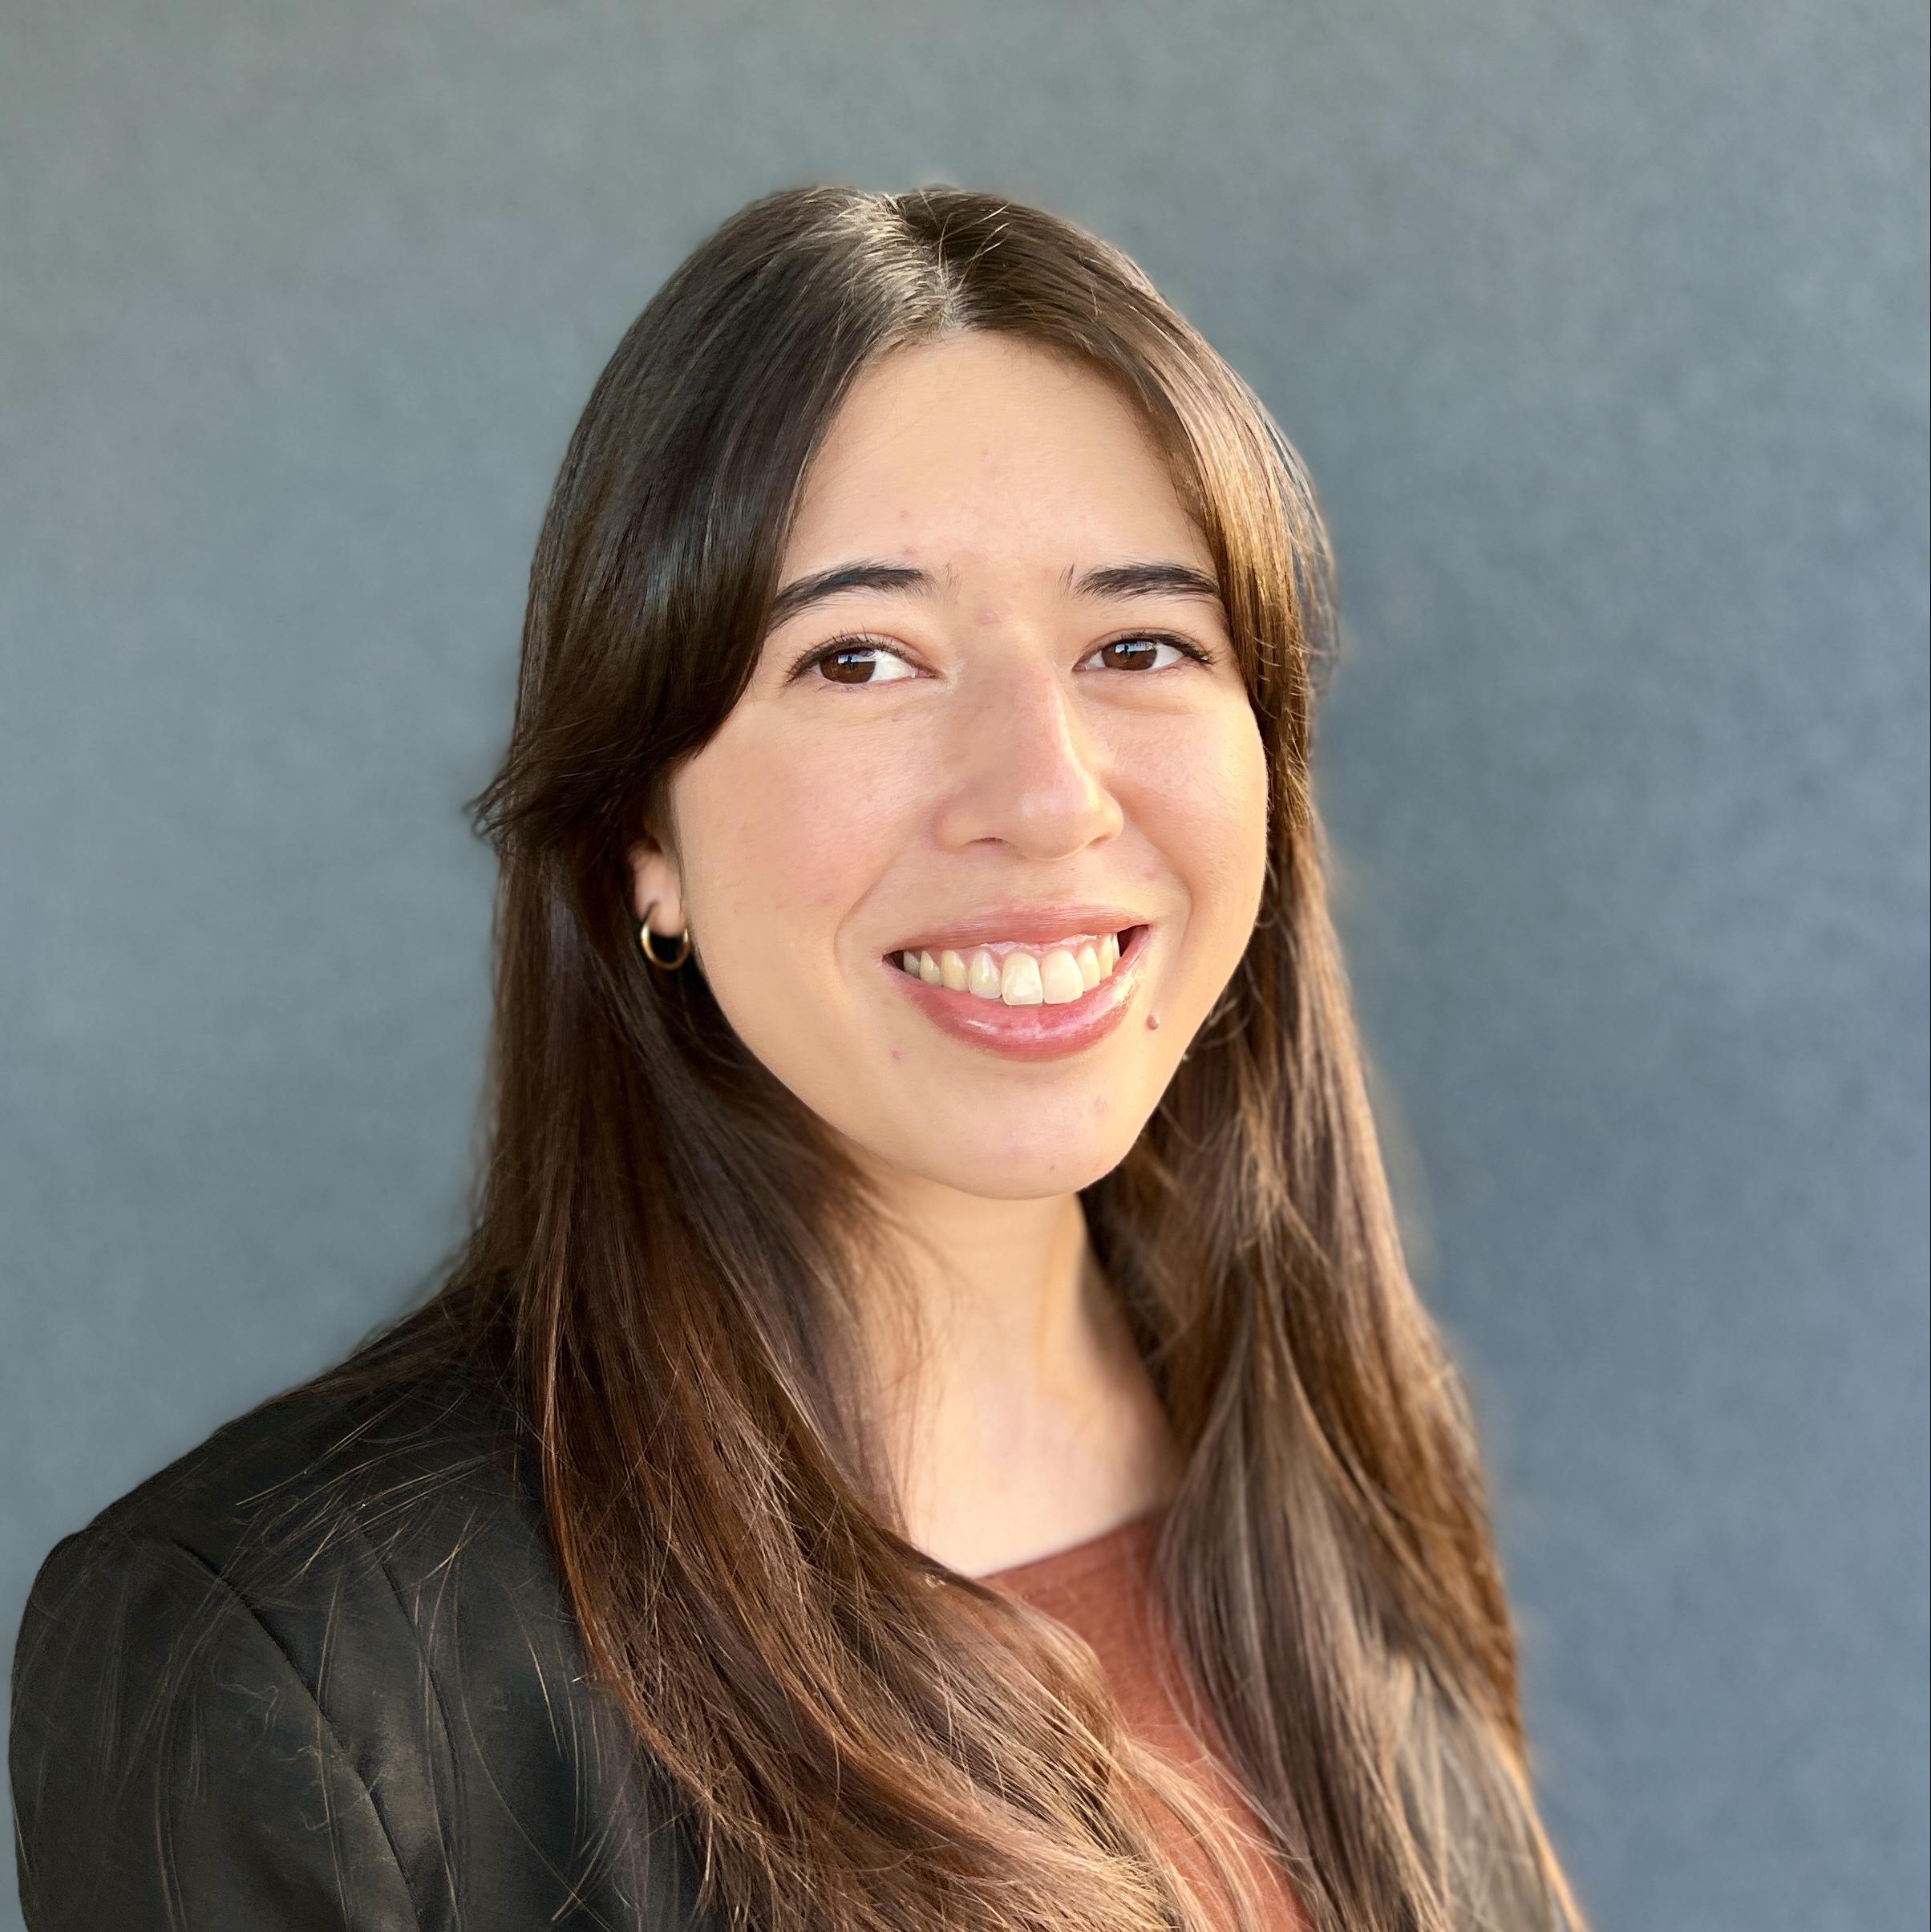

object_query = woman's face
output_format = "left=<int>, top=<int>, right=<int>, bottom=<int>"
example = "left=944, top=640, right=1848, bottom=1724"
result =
left=629, top=331, right=1269, bottom=1201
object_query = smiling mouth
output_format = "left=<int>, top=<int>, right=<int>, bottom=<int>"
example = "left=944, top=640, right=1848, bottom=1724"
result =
left=884, top=926, right=1145, bottom=1006
left=880, top=923, right=1152, bottom=1063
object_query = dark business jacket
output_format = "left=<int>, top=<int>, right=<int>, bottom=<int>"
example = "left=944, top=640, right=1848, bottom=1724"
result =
left=10, top=1363, right=719, bottom=1930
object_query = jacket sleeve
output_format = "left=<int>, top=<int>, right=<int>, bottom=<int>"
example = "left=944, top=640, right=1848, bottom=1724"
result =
left=10, top=1523, right=422, bottom=1932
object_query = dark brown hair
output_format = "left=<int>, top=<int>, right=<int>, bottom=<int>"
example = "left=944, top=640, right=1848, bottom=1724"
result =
left=321, top=184, right=1589, bottom=1932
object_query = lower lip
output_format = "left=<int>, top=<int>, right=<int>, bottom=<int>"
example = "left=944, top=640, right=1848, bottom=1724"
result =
left=881, top=926, right=1152, bottom=1062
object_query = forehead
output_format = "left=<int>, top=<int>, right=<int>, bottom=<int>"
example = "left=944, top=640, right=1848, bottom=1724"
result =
left=779, top=333, right=1208, bottom=585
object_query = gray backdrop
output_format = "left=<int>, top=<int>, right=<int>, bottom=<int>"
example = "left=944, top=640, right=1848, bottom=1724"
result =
left=3, top=3, right=1925, bottom=1927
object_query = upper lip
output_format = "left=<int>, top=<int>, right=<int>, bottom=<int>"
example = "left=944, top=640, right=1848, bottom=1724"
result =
left=885, top=903, right=1151, bottom=955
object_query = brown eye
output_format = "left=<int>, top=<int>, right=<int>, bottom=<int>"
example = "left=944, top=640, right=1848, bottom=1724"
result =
left=1090, top=634, right=1211, bottom=672
left=790, top=638, right=918, bottom=687
left=820, top=646, right=879, bottom=685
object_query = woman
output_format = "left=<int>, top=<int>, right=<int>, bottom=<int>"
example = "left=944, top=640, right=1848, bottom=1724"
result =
left=10, top=185, right=1589, bottom=1932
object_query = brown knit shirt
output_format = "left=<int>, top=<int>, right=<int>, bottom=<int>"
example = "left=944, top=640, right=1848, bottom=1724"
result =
left=981, top=1509, right=1308, bottom=1930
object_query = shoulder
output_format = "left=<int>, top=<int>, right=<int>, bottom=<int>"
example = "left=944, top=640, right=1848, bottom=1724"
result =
left=51, top=1352, right=536, bottom=1578
left=15, top=1359, right=553, bottom=1731
left=11, top=1358, right=710, bottom=1930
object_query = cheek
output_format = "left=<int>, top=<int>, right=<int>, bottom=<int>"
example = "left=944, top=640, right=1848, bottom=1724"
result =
left=1143, top=711, right=1269, bottom=908
left=677, top=731, right=897, bottom=958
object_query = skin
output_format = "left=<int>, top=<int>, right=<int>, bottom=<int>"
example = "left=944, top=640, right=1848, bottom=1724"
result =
left=628, top=332, right=1269, bottom=1575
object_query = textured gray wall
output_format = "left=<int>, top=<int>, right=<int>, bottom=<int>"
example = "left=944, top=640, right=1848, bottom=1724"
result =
left=3, top=3, right=1925, bottom=1926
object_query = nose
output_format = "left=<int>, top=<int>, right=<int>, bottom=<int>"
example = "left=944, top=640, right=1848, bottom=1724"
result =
left=929, top=651, right=1124, bottom=858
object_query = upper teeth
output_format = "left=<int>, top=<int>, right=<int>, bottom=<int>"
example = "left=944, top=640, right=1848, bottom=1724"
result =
left=897, top=932, right=1124, bottom=1006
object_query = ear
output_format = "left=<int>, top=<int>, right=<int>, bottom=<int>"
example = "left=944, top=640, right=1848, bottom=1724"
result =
left=625, top=836, right=686, bottom=935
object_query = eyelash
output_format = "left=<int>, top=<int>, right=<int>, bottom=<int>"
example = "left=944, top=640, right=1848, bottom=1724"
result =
left=785, top=630, right=1216, bottom=686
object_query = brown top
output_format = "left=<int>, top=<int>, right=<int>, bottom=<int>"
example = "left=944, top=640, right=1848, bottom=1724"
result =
left=982, top=1510, right=1308, bottom=1930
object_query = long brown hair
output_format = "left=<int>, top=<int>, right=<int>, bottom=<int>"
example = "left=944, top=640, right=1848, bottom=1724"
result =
left=318, top=185, right=1589, bottom=1932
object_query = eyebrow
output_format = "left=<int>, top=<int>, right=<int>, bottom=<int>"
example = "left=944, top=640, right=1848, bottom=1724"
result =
left=765, top=563, right=942, bottom=632
left=1064, top=561, right=1224, bottom=606
left=763, top=558, right=1225, bottom=633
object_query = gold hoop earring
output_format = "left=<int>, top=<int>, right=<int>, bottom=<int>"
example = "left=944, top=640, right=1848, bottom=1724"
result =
left=639, top=900, right=691, bottom=970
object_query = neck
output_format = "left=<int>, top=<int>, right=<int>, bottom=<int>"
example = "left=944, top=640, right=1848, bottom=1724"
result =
left=852, top=1171, right=1180, bottom=1574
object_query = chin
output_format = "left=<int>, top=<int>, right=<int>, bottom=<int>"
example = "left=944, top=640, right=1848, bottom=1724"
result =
left=895, top=1125, right=1143, bottom=1201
